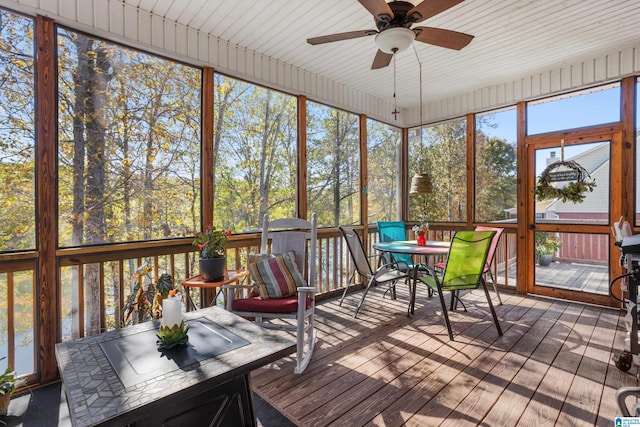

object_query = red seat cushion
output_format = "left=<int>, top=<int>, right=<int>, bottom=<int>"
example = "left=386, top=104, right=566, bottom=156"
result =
left=231, top=295, right=313, bottom=314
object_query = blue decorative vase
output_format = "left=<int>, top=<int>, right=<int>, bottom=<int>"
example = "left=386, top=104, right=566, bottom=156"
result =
left=199, top=257, right=226, bottom=282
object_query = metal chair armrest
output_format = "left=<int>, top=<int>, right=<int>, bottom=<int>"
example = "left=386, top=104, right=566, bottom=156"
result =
left=374, top=262, right=410, bottom=279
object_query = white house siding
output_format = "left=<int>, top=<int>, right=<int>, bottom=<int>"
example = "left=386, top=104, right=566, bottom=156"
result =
left=544, top=144, right=610, bottom=264
left=553, top=143, right=611, bottom=217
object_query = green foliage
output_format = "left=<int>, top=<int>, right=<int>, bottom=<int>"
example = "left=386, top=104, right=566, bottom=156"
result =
left=213, top=74, right=297, bottom=231
left=306, top=102, right=360, bottom=227
left=408, top=119, right=468, bottom=222
left=0, top=367, right=15, bottom=395
left=123, top=264, right=174, bottom=325
left=367, top=119, right=401, bottom=223
left=0, top=357, right=25, bottom=396
left=192, top=226, right=230, bottom=259
left=532, top=160, right=596, bottom=203
left=156, top=321, right=189, bottom=349
left=0, top=11, right=36, bottom=252
left=475, top=135, right=517, bottom=221
left=57, top=29, right=202, bottom=247
left=535, top=232, right=562, bottom=256
left=156, top=273, right=174, bottom=299
left=408, top=114, right=517, bottom=223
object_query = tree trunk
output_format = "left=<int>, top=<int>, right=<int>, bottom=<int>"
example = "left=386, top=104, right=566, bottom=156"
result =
left=83, top=41, right=110, bottom=336
left=69, top=36, right=92, bottom=338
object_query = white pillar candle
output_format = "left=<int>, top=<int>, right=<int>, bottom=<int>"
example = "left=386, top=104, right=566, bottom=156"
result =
left=161, top=295, right=181, bottom=328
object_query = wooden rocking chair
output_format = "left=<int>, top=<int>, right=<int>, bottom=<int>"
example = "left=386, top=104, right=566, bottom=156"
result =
left=223, top=214, right=317, bottom=374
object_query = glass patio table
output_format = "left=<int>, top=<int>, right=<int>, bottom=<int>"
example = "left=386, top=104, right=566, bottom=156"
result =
left=373, top=240, right=450, bottom=316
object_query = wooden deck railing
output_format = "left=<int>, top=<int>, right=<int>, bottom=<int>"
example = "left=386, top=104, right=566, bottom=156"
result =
left=0, top=223, right=518, bottom=381
left=56, top=228, right=357, bottom=342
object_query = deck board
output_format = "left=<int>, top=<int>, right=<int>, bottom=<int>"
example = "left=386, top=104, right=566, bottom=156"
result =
left=251, top=285, right=638, bottom=426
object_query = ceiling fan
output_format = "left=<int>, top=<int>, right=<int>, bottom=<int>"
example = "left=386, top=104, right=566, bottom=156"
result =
left=307, top=0, right=473, bottom=70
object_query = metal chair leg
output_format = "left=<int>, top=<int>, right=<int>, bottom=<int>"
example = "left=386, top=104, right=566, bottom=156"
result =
left=339, top=268, right=356, bottom=306
left=487, top=269, right=503, bottom=305
left=437, top=286, right=455, bottom=340
left=481, top=278, right=503, bottom=336
left=354, top=277, right=376, bottom=318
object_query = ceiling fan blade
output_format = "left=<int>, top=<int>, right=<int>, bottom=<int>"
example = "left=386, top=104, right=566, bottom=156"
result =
left=414, top=27, right=474, bottom=50
left=307, top=29, right=377, bottom=45
left=371, top=49, right=393, bottom=70
left=358, top=0, right=394, bottom=21
left=408, top=0, right=465, bottom=23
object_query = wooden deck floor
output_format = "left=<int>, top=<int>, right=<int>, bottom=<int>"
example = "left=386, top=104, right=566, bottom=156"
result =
left=251, top=285, right=637, bottom=426
left=498, top=260, right=610, bottom=295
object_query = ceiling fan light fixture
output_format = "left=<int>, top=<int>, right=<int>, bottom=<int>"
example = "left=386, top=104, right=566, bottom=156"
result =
left=375, top=27, right=415, bottom=54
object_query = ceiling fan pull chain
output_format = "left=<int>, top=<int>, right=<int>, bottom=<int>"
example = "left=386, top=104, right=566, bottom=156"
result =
left=392, top=47, right=399, bottom=120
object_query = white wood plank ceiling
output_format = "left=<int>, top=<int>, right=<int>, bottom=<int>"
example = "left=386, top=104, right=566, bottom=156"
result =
left=120, top=0, right=640, bottom=109
left=5, top=0, right=640, bottom=124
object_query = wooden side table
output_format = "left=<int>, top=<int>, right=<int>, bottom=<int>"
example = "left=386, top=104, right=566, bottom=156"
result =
left=182, top=270, right=249, bottom=311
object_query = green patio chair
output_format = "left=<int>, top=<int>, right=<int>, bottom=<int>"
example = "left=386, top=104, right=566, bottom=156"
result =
left=418, top=230, right=503, bottom=340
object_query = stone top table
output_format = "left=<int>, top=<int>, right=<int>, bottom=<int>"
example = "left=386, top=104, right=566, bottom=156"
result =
left=55, top=306, right=295, bottom=426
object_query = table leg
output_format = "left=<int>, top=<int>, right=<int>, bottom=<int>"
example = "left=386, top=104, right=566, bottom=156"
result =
left=408, top=266, right=418, bottom=317
left=185, top=288, right=198, bottom=311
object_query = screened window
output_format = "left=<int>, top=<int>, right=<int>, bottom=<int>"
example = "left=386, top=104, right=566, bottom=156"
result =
left=0, top=9, right=36, bottom=377
left=527, top=84, right=620, bottom=135
left=57, top=28, right=202, bottom=247
left=0, top=10, right=35, bottom=251
left=408, top=118, right=467, bottom=222
left=213, top=74, right=297, bottom=232
left=534, top=141, right=610, bottom=226
left=307, top=101, right=360, bottom=227
left=367, top=119, right=401, bottom=224
left=475, top=108, right=517, bottom=223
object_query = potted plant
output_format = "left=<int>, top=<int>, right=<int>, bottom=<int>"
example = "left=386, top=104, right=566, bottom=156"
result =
left=535, top=232, right=562, bottom=266
left=123, top=264, right=174, bottom=325
left=193, top=225, right=232, bottom=282
left=0, top=357, right=25, bottom=415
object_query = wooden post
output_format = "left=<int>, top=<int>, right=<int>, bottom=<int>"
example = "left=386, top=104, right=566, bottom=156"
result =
left=35, top=16, right=58, bottom=383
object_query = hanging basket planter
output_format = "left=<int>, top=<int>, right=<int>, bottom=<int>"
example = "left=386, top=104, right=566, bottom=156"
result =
left=532, top=160, right=596, bottom=204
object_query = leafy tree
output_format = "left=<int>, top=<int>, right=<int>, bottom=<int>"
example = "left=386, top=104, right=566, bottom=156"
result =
left=307, top=102, right=359, bottom=227
left=367, top=119, right=400, bottom=223
left=475, top=135, right=517, bottom=221
left=213, top=74, right=297, bottom=232
left=58, top=29, right=202, bottom=249
left=0, top=10, right=36, bottom=369
left=0, top=11, right=35, bottom=252
left=409, top=119, right=467, bottom=222
left=57, top=29, right=201, bottom=335
left=409, top=116, right=516, bottom=223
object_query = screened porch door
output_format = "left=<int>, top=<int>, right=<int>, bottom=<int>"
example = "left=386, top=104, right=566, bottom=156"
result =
left=525, top=131, right=622, bottom=306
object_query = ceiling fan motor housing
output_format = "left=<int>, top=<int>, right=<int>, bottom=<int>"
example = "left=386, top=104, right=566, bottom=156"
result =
left=306, top=0, right=473, bottom=69
left=375, top=1, right=420, bottom=31
left=373, top=1, right=420, bottom=53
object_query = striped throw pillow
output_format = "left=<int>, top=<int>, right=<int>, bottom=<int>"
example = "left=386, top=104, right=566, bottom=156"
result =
left=249, top=252, right=307, bottom=299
